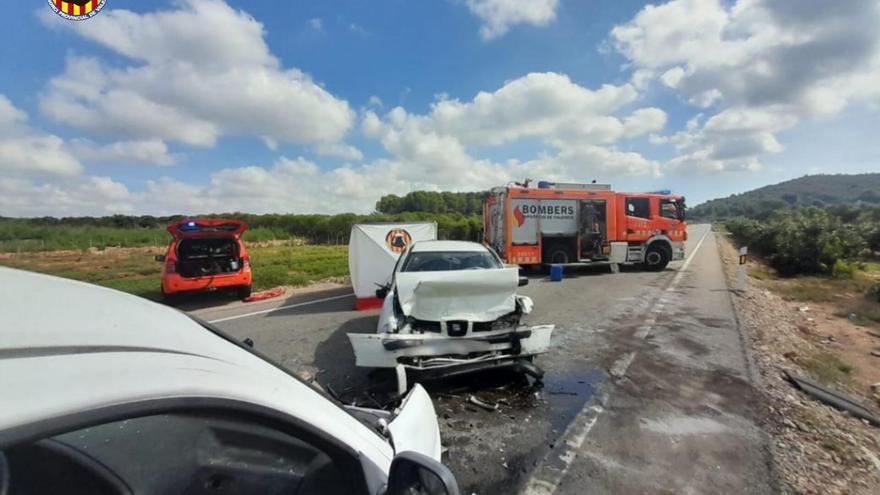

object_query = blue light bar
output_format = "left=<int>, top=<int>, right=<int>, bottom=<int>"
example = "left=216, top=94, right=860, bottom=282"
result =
left=180, top=221, right=200, bottom=231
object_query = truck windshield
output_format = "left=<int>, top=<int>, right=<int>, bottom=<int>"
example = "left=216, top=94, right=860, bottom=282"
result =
left=402, top=251, right=502, bottom=272
left=660, top=199, right=686, bottom=220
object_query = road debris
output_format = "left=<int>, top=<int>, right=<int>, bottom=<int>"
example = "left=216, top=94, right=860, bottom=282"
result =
left=468, top=395, right=499, bottom=412
left=786, top=372, right=880, bottom=428
left=243, top=286, right=284, bottom=302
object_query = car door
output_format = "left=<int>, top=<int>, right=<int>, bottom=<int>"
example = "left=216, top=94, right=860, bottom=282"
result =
left=0, top=402, right=373, bottom=495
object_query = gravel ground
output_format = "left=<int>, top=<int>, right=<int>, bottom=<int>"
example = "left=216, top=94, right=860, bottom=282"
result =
left=718, top=231, right=880, bottom=494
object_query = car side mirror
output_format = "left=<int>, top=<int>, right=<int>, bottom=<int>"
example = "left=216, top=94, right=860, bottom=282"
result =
left=375, top=284, right=390, bottom=299
left=386, top=451, right=460, bottom=495
left=155, top=255, right=166, bottom=262
left=518, top=276, right=529, bottom=287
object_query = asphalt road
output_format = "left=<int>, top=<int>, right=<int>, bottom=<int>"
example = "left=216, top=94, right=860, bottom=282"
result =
left=192, top=224, right=773, bottom=494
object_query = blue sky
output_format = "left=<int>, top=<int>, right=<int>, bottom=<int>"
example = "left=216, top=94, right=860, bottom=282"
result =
left=1, top=0, right=878, bottom=216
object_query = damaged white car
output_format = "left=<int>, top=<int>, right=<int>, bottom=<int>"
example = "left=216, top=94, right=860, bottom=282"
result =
left=0, top=267, right=460, bottom=495
left=348, top=241, right=554, bottom=383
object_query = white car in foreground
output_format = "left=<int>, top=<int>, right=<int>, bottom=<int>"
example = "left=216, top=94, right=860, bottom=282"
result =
left=348, top=241, right=554, bottom=383
left=0, top=267, right=459, bottom=495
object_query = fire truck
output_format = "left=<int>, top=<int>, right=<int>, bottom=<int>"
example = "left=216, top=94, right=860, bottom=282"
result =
left=483, top=181, right=687, bottom=270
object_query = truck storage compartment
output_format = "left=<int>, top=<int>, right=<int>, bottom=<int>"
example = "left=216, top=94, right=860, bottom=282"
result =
left=176, top=238, right=241, bottom=278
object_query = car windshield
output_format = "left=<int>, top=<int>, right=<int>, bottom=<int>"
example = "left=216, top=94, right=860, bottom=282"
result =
left=401, top=251, right=502, bottom=272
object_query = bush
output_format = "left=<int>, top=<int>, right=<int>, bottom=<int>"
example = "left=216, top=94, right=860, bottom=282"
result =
left=868, top=283, right=880, bottom=303
left=725, top=208, right=869, bottom=277
left=831, top=260, right=856, bottom=279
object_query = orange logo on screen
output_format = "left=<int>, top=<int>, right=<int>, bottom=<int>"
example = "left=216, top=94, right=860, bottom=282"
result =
left=385, top=229, right=412, bottom=253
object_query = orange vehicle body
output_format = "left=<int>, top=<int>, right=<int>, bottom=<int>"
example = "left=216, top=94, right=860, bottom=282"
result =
left=159, top=219, right=253, bottom=299
left=483, top=182, right=687, bottom=270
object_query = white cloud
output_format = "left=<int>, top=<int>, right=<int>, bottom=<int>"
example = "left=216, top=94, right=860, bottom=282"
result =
left=0, top=176, right=134, bottom=217
left=612, top=0, right=880, bottom=173
left=309, top=17, right=322, bottom=30
left=622, top=108, right=668, bottom=138
left=39, top=0, right=355, bottom=148
left=367, top=95, right=383, bottom=109
left=0, top=95, right=28, bottom=132
left=0, top=136, right=83, bottom=177
left=1, top=93, right=177, bottom=176
left=69, top=139, right=176, bottom=166
left=5, top=63, right=668, bottom=216
left=463, top=0, right=559, bottom=40
left=358, top=72, right=663, bottom=186
left=0, top=95, right=83, bottom=177
left=313, top=142, right=364, bottom=161
left=378, top=72, right=651, bottom=147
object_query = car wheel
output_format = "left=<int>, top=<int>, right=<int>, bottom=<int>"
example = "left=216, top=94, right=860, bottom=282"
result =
left=643, top=244, right=670, bottom=271
left=237, top=285, right=252, bottom=300
left=161, top=289, right=179, bottom=305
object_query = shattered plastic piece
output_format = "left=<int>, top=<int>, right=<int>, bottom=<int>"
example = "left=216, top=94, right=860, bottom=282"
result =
left=468, top=395, right=499, bottom=412
left=395, top=364, right=407, bottom=397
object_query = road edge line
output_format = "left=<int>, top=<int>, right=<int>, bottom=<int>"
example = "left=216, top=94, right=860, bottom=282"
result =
left=207, top=293, right=353, bottom=323
left=521, top=226, right=712, bottom=495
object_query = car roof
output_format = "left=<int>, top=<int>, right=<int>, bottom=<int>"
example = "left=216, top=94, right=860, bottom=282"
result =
left=409, top=240, right=488, bottom=253
left=0, top=267, right=391, bottom=461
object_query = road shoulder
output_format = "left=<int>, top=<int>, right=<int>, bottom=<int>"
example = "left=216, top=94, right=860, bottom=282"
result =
left=718, top=229, right=880, bottom=494
left=524, top=226, right=775, bottom=494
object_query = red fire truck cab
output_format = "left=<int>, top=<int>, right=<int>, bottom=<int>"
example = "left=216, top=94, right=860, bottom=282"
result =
left=483, top=181, right=687, bottom=270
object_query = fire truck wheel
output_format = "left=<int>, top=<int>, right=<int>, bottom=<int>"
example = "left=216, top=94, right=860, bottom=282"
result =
left=644, top=244, right=670, bottom=271
left=544, top=245, right=571, bottom=264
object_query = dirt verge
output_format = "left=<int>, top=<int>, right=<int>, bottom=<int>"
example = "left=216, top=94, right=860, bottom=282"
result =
left=717, top=230, right=880, bottom=494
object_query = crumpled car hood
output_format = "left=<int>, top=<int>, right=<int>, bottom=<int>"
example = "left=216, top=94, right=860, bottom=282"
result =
left=395, top=267, right=519, bottom=322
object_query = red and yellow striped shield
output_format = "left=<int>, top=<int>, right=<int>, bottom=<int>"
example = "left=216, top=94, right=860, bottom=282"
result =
left=49, top=0, right=106, bottom=20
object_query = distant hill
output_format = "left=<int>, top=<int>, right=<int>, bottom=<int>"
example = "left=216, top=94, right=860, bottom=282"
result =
left=690, top=173, right=880, bottom=220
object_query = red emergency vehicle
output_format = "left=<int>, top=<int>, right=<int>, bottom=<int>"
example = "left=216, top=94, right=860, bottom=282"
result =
left=483, top=181, right=687, bottom=270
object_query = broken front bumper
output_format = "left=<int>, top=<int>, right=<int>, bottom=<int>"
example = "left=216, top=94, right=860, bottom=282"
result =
left=347, top=325, right=554, bottom=369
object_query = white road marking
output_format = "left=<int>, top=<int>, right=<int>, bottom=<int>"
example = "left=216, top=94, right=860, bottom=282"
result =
left=521, top=226, right=712, bottom=495
left=207, top=293, right=353, bottom=323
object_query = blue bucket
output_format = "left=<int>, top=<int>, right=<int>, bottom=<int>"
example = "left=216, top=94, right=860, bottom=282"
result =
left=550, top=264, right=564, bottom=282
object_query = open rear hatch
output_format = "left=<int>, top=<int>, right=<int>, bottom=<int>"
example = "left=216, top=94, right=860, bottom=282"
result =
left=167, top=219, right=249, bottom=239
left=176, top=238, right=243, bottom=278
left=167, top=219, right=249, bottom=278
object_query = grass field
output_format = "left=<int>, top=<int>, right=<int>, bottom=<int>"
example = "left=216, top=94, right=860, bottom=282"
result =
left=0, top=242, right=349, bottom=301
left=746, top=259, right=880, bottom=327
